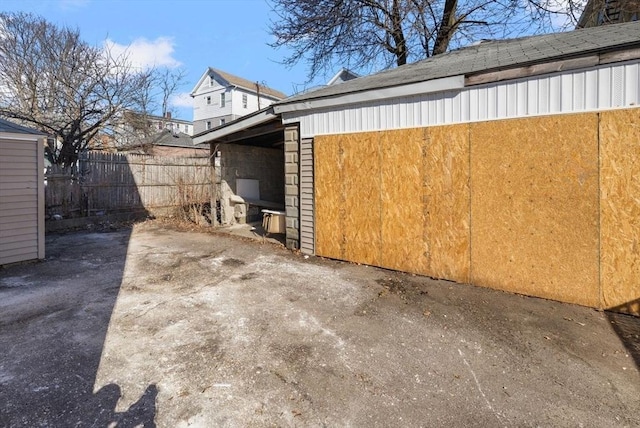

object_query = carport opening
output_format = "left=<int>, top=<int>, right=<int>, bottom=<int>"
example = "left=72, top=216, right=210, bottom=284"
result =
left=216, top=142, right=284, bottom=224
left=211, top=121, right=285, bottom=228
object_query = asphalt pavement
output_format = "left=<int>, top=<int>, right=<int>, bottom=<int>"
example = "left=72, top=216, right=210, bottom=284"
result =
left=1, top=220, right=639, bottom=427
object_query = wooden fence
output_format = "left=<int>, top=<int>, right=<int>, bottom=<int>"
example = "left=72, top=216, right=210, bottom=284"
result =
left=45, top=152, right=212, bottom=218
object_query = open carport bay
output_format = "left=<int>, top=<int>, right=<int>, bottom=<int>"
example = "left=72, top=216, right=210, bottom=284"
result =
left=1, top=221, right=639, bottom=427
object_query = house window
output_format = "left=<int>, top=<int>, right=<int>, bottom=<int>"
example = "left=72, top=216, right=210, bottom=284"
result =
left=220, top=118, right=225, bottom=126
left=220, top=93, right=226, bottom=108
left=206, top=121, right=212, bottom=130
left=242, top=94, right=248, bottom=108
left=206, top=96, right=211, bottom=105
left=209, top=76, right=214, bottom=87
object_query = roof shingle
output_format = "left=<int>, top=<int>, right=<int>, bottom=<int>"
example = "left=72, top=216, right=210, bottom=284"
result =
left=0, top=118, right=44, bottom=135
left=278, top=21, right=640, bottom=105
left=211, top=68, right=287, bottom=100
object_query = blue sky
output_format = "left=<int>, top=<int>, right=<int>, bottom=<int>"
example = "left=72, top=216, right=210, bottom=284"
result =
left=2, top=0, right=326, bottom=121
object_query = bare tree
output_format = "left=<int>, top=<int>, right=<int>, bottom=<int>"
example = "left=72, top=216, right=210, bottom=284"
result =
left=110, top=67, right=187, bottom=153
left=0, top=12, right=154, bottom=166
left=269, top=0, right=586, bottom=81
left=159, top=67, right=187, bottom=118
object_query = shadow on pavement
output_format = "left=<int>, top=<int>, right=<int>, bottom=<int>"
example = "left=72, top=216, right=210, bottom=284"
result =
left=0, top=227, right=156, bottom=427
left=216, top=220, right=286, bottom=246
left=606, top=299, right=640, bottom=370
left=91, top=383, right=157, bottom=427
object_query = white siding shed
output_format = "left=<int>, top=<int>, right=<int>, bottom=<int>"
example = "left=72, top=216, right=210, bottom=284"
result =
left=0, top=119, right=45, bottom=265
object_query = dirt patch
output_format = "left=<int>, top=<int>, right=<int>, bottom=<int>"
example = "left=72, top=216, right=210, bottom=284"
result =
left=239, top=272, right=258, bottom=281
left=222, top=258, right=245, bottom=267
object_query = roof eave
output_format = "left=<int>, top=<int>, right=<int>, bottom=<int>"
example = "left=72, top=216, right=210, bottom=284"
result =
left=193, top=107, right=279, bottom=145
left=273, top=75, right=465, bottom=114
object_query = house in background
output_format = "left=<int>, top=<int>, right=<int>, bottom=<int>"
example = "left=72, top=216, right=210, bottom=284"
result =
left=123, top=129, right=208, bottom=158
left=293, top=68, right=360, bottom=95
left=326, top=68, right=360, bottom=85
left=577, top=0, right=639, bottom=27
left=118, top=110, right=193, bottom=145
left=190, top=68, right=287, bottom=134
left=91, top=110, right=194, bottom=153
left=146, top=112, right=194, bottom=136
left=0, top=118, right=45, bottom=265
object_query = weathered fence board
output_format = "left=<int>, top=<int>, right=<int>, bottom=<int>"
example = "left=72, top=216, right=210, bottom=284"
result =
left=45, top=152, right=212, bottom=218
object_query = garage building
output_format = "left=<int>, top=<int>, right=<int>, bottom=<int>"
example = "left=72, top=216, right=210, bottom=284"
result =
left=274, top=21, right=640, bottom=315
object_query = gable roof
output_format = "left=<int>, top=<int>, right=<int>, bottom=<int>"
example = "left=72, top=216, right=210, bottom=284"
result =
left=191, top=68, right=287, bottom=100
left=275, top=21, right=640, bottom=111
left=0, top=118, right=44, bottom=135
left=150, top=129, right=204, bottom=149
left=193, top=106, right=279, bottom=145
left=326, top=68, right=360, bottom=85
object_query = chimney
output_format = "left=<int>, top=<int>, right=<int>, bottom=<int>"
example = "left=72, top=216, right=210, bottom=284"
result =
left=165, top=112, right=172, bottom=119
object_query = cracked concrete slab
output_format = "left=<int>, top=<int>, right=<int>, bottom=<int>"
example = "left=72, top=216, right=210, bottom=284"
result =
left=1, top=221, right=639, bottom=427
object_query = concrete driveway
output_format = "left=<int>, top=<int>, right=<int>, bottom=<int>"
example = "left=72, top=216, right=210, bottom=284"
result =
left=1, top=221, right=639, bottom=427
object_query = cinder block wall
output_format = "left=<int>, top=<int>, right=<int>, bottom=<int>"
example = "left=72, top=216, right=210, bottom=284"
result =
left=220, top=144, right=284, bottom=203
left=217, top=144, right=284, bottom=224
left=313, top=108, right=640, bottom=316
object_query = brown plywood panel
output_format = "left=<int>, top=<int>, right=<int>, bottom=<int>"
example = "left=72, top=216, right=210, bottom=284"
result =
left=342, top=132, right=382, bottom=266
left=314, top=135, right=343, bottom=260
left=424, top=124, right=471, bottom=283
left=600, top=108, right=640, bottom=315
left=380, top=128, right=426, bottom=274
left=470, top=114, right=599, bottom=307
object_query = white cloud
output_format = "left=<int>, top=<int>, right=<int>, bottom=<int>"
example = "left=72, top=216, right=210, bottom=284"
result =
left=104, top=37, right=181, bottom=70
left=170, top=92, right=193, bottom=109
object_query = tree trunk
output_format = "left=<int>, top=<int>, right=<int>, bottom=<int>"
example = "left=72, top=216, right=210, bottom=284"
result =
left=391, top=0, right=408, bottom=66
left=433, top=0, right=457, bottom=55
left=59, top=139, right=80, bottom=168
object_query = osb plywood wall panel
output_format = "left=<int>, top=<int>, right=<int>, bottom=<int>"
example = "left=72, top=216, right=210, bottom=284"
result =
left=315, top=126, right=471, bottom=281
left=600, top=108, right=640, bottom=316
left=424, top=125, right=471, bottom=283
left=314, top=135, right=343, bottom=260
left=342, top=132, right=382, bottom=266
left=380, top=128, right=427, bottom=274
left=470, top=114, right=600, bottom=307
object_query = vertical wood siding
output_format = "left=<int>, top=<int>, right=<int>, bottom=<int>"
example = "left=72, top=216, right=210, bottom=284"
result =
left=0, top=137, right=43, bottom=265
left=299, top=139, right=314, bottom=254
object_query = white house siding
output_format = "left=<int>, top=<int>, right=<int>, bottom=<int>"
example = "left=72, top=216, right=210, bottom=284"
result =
left=231, top=89, right=280, bottom=115
left=0, top=135, right=44, bottom=265
left=194, top=90, right=283, bottom=134
left=283, top=59, right=640, bottom=138
left=193, top=88, right=232, bottom=121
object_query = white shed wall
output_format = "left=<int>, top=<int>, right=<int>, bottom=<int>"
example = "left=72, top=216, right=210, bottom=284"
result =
left=0, top=134, right=44, bottom=265
left=283, top=60, right=640, bottom=138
